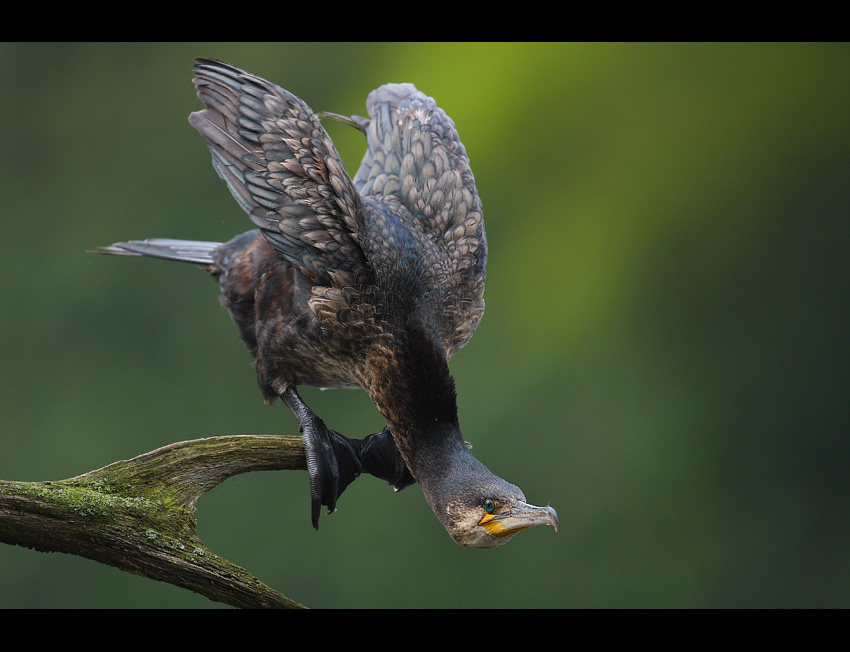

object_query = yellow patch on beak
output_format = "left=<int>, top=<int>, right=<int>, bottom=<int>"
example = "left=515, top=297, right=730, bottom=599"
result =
left=478, top=512, right=528, bottom=537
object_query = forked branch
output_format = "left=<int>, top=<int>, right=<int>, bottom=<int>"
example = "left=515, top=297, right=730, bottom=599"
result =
left=0, top=435, right=309, bottom=609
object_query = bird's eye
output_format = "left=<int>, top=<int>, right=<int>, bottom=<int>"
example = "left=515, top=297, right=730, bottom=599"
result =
left=483, top=499, right=495, bottom=513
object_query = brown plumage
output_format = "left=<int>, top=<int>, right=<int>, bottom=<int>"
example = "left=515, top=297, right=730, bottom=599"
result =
left=100, top=59, right=557, bottom=547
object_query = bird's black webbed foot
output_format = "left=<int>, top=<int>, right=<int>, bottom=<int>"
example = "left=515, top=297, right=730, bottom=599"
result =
left=282, top=387, right=363, bottom=529
left=358, top=426, right=416, bottom=492
left=282, top=387, right=416, bottom=530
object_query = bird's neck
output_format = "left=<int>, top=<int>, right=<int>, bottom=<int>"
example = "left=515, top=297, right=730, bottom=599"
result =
left=400, top=417, right=467, bottom=481
left=364, top=353, right=497, bottom=532
left=371, top=391, right=465, bottom=483
left=360, top=307, right=461, bottom=465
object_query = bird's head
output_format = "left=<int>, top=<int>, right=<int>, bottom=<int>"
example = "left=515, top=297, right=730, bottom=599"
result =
left=417, top=445, right=559, bottom=549
left=443, top=481, right=559, bottom=549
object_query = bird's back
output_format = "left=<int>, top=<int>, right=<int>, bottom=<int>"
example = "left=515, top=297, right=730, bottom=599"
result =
left=352, top=83, right=488, bottom=358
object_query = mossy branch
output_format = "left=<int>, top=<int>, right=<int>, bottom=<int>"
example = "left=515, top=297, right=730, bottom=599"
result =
left=0, top=434, right=309, bottom=609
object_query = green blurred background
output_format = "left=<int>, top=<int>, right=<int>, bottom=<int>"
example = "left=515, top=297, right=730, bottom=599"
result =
left=1, top=42, right=848, bottom=608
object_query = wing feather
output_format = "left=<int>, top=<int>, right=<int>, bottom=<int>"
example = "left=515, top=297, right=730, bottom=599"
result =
left=189, top=58, right=369, bottom=285
left=351, top=84, right=487, bottom=354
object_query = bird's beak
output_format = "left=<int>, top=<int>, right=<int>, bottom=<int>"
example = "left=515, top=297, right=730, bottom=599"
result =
left=479, top=501, right=559, bottom=537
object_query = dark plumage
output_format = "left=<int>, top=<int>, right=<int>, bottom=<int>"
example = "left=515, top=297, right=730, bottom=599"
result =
left=99, top=58, right=557, bottom=547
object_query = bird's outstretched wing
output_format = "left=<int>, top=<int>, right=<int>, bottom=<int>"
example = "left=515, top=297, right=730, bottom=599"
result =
left=189, top=58, right=369, bottom=285
left=351, top=84, right=488, bottom=355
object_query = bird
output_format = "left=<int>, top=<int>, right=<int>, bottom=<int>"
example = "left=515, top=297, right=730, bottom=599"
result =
left=98, top=58, right=558, bottom=548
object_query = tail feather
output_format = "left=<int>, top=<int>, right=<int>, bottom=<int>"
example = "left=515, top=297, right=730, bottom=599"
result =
left=95, top=238, right=221, bottom=265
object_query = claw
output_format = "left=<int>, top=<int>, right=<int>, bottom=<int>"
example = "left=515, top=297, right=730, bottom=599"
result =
left=299, top=412, right=341, bottom=528
left=283, top=387, right=354, bottom=528
left=301, top=416, right=362, bottom=529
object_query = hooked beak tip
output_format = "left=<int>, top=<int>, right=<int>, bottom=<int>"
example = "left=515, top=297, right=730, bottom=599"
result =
left=546, top=504, right=559, bottom=532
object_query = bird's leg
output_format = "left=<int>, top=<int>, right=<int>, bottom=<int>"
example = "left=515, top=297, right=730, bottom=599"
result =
left=281, top=386, right=416, bottom=529
left=281, top=386, right=362, bottom=529
left=281, top=386, right=416, bottom=530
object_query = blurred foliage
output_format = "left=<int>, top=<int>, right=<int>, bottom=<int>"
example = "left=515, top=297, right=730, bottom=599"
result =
left=1, top=42, right=848, bottom=608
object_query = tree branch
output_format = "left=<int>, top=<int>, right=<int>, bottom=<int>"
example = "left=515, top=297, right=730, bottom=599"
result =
left=0, top=434, right=310, bottom=609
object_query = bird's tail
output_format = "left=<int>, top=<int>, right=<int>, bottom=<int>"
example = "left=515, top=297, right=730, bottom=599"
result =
left=94, top=239, right=221, bottom=265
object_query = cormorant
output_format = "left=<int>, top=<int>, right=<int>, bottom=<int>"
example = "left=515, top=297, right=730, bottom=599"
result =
left=100, top=58, right=558, bottom=548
